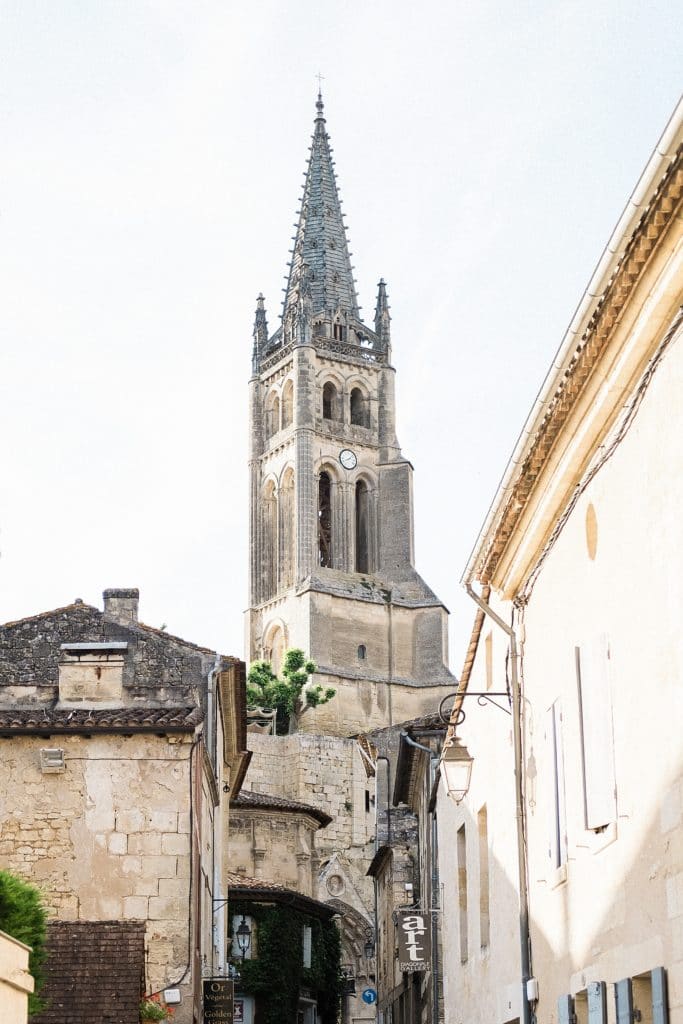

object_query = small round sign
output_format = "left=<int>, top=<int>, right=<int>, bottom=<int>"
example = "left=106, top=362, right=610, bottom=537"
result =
left=362, top=988, right=377, bottom=1005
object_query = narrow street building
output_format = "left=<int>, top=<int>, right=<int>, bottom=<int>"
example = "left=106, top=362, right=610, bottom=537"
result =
left=439, top=102, right=683, bottom=1024
left=0, top=588, right=249, bottom=1024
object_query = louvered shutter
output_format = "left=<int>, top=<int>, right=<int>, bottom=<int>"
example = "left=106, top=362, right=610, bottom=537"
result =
left=652, top=967, right=668, bottom=1024
left=558, top=994, right=574, bottom=1024
left=588, top=982, right=607, bottom=1024
left=576, top=636, right=617, bottom=829
left=615, top=978, right=633, bottom=1024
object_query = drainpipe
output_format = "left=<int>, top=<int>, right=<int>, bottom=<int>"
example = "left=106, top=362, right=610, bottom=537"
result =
left=465, top=585, right=532, bottom=1024
left=400, top=733, right=441, bottom=1024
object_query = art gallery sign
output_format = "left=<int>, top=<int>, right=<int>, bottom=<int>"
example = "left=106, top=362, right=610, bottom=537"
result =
left=396, top=910, right=431, bottom=972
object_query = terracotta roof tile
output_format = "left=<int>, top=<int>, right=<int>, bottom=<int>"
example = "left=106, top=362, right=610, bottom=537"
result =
left=232, top=789, right=332, bottom=827
left=0, top=705, right=203, bottom=734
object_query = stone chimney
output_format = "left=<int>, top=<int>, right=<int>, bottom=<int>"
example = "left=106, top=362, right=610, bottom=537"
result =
left=102, top=588, right=139, bottom=626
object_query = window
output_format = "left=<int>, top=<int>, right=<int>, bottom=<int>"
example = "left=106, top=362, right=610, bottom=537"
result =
left=322, top=382, right=338, bottom=420
left=576, top=636, right=616, bottom=831
left=318, top=472, right=333, bottom=567
left=548, top=700, right=568, bottom=872
left=616, top=969, right=669, bottom=1024
left=265, top=392, right=280, bottom=436
left=350, top=387, right=368, bottom=427
left=279, top=469, right=295, bottom=590
left=261, top=482, right=277, bottom=601
left=333, top=321, right=345, bottom=341
left=281, top=379, right=294, bottom=428
left=457, top=824, right=468, bottom=962
left=357, top=644, right=366, bottom=660
left=302, top=925, right=312, bottom=969
left=355, top=480, right=370, bottom=573
left=477, top=806, right=490, bottom=949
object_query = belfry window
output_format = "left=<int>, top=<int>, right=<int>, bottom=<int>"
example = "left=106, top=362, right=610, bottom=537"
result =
left=350, top=388, right=368, bottom=427
left=265, top=393, right=280, bottom=437
left=333, top=322, right=345, bottom=341
left=318, top=472, right=333, bottom=568
left=355, top=480, right=370, bottom=573
left=322, top=382, right=338, bottom=420
left=281, top=380, right=293, bottom=429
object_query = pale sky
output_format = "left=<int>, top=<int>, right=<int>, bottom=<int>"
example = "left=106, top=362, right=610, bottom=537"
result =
left=1, top=1, right=681, bottom=668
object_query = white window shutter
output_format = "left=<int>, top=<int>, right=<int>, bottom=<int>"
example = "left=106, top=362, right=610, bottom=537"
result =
left=576, top=635, right=617, bottom=829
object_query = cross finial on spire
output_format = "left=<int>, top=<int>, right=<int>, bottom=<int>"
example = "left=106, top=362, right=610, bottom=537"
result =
left=315, top=73, right=325, bottom=118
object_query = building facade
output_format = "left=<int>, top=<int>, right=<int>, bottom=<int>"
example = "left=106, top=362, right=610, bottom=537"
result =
left=0, top=588, right=249, bottom=1024
left=439, top=101, right=683, bottom=1024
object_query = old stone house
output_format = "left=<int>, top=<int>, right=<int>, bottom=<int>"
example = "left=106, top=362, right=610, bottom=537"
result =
left=438, top=101, right=683, bottom=1024
left=0, top=588, right=249, bottom=1024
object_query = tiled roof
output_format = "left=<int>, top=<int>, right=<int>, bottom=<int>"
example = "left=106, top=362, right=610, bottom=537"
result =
left=0, top=705, right=203, bottom=734
left=232, top=789, right=332, bottom=827
left=227, top=873, right=336, bottom=920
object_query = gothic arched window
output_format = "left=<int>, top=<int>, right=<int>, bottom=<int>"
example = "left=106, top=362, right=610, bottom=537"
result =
left=355, top=479, right=370, bottom=573
left=281, top=380, right=294, bottom=429
left=261, top=481, right=277, bottom=600
left=279, top=469, right=295, bottom=589
left=322, top=382, right=339, bottom=421
left=318, top=472, right=333, bottom=568
left=265, top=392, right=280, bottom=437
left=350, top=387, right=368, bottom=427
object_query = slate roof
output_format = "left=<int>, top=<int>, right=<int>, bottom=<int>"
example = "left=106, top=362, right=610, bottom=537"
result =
left=282, top=92, right=359, bottom=322
left=0, top=704, right=203, bottom=735
left=231, top=788, right=332, bottom=827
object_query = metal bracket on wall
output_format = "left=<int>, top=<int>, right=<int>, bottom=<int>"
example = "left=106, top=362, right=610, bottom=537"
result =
left=438, top=690, right=512, bottom=725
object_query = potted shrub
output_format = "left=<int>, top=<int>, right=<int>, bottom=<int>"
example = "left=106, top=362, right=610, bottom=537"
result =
left=140, top=995, right=173, bottom=1022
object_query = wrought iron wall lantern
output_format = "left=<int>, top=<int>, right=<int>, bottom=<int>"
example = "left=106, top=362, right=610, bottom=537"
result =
left=440, top=735, right=474, bottom=804
left=235, top=915, right=252, bottom=959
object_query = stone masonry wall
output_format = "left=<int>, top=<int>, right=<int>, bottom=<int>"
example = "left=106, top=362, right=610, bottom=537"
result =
left=0, top=733, right=193, bottom=1000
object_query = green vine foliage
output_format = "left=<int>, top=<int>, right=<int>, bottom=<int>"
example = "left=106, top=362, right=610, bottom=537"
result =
left=232, top=902, right=342, bottom=1024
left=0, top=869, right=48, bottom=1015
left=247, top=649, right=336, bottom=735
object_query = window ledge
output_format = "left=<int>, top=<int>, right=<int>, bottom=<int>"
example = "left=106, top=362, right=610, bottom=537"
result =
left=587, top=820, right=618, bottom=854
left=551, top=863, right=568, bottom=889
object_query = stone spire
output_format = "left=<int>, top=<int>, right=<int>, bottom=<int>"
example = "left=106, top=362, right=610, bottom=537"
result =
left=374, top=278, right=391, bottom=349
left=282, top=92, right=359, bottom=325
left=252, top=293, right=269, bottom=371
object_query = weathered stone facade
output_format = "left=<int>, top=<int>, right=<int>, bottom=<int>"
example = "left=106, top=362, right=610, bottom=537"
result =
left=0, top=589, right=248, bottom=1024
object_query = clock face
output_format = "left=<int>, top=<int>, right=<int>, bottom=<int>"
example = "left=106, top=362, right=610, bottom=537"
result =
left=339, top=448, right=357, bottom=471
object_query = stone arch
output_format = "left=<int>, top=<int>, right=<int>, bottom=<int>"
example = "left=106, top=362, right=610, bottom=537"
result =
left=349, top=385, right=370, bottom=427
left=322, top=380, right=341, bottom=421
left=263, top=619, right=288, bottom=676
left=260, top=478, right=277, bottom=601
left=278, top=465, right=295, bottom=589
left=281, top=378, right=294, bottom=429
left=264, top=389, right=280, bottom=437
left=317, top=469, right=333, bottom=568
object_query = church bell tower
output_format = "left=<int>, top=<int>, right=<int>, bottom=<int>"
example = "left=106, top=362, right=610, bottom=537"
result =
left=247, top=93, right=454, bottom=736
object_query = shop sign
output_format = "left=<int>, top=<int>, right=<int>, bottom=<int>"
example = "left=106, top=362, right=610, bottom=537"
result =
left=202, top=978, right=234, bottom=1022
left=396, top=910, right=431, bottom=972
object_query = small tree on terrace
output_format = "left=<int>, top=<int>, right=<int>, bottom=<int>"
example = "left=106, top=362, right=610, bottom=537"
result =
left=247, top=648, right=336, bottom=735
